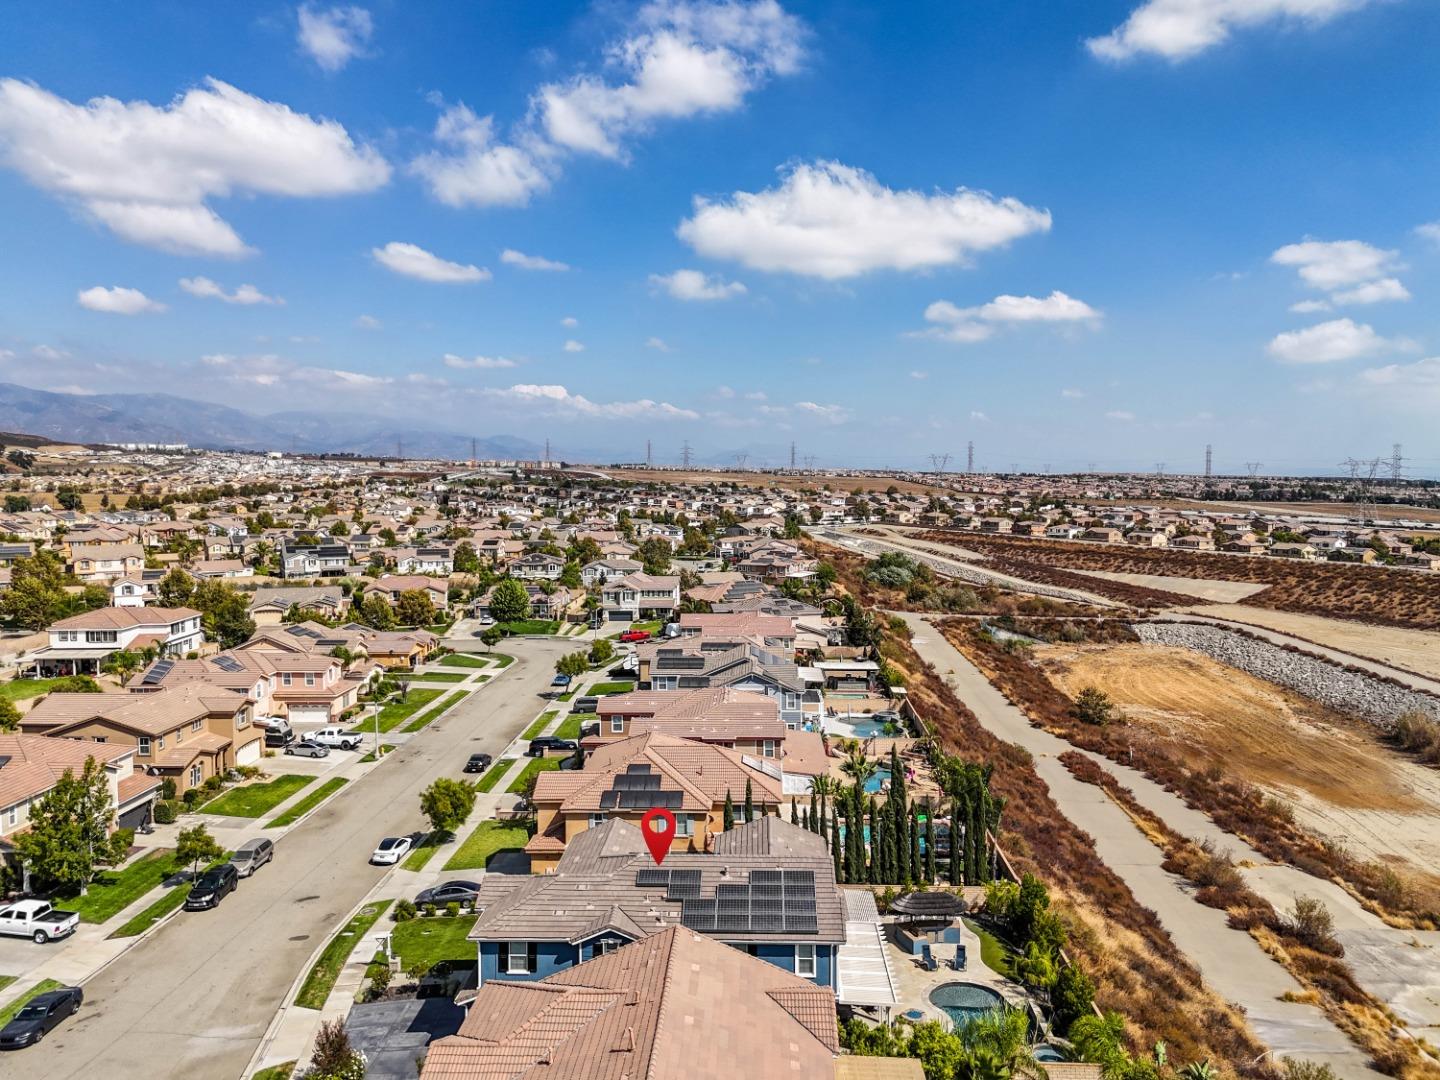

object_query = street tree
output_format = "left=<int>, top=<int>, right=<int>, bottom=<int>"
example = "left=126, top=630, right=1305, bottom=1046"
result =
left=488, top=578, right=532, bottom=624
left=395, top=589, right=436, bottom=627
left=13, top=757, right=128, bottom=894
left=176, top=823, right=224, bottom=876
left=420, top=777, right=477, bottom=834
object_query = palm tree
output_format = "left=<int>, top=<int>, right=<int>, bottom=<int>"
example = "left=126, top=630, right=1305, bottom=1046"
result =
left=956, top=1007, right=1045, bottom=1080
left=840, top=747, right=877, bottom=789
left=102, top=649, right=143, bottom=686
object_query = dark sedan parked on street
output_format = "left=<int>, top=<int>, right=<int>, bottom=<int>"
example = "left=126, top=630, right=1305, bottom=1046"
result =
left=415, top=880, right=482, bottom=907
left=462, top=752, right=493, bottom=773
left=0, top=986, right=83, bottom=1049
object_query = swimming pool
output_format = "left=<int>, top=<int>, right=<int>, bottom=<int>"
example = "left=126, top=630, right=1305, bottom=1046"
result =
left=863, top=767, right=892, bottom=794
left=929, top=982, right=1005, bottom=1029
left=1034, top=1045, right=1066, bottom=1062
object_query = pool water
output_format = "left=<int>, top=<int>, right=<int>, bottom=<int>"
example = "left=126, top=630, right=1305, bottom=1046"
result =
left=1034, top=1045, right=1066, bottom=1062
left=863, top=767, right=892, bottom=794
left=929, top=982, right=1005, bottom=1029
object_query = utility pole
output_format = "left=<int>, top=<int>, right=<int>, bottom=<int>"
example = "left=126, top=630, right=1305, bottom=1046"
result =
left=1204, top=444, right=1212, bottom=478
left=1390, top=443, right=1404, bottom=481
left=470, top=437, right=477, bottom=466
left=790, top=441, right=797, bottom=470
left=681, top=441, right=693, bottom=468
left=966, top=441, right=974, bottom=473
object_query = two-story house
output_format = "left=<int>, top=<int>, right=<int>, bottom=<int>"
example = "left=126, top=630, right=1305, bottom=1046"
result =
left=473, top=816, right=843, bottom=991
left=580, top=557, right=642, bottom=587
left=279, top=542, right=352, bottom=579
left=71, top=543, right=145, bottom=582
left=0, top=735, right=161, bottom=847
left=591, top=687, right=788, bottom=759
left=28, top=606, right=203, bottom=676
left=636, top=640, right=822, bottom=730
left=511, top=553, right=565, bottom=580
left=601, top=572, right=681, bottom=621
left=370, top=574, right=449, bottom=613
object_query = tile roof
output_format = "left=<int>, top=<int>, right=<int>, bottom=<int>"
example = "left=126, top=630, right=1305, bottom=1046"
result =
left=422, top=926, right=838, bottom=1080
left=22, top=684, right=242, bottom=737
left=50, top=605, right=200, bottom=631
left=596, top=686, right=778, bottom=723
left=0, top=734, right=133, bottom=809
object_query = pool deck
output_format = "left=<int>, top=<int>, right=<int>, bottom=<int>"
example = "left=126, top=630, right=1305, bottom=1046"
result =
left=884, top=916, right=1031, bottom=1029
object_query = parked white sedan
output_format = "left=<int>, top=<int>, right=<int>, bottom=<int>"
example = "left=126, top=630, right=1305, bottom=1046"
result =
left=371, top=836, right=413, bottom=865
left=309, top=726, right=362, bottom=751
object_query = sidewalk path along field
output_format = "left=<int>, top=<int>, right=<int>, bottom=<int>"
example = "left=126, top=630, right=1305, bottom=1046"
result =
left=19, top=637, right=572, bottom=1080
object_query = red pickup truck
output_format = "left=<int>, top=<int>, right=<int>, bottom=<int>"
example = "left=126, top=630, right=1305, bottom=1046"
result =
left=618, top=629, right=652, bottom=643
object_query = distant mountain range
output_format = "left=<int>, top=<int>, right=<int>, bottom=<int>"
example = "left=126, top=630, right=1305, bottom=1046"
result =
left=0, top=382, right=543, bottom=460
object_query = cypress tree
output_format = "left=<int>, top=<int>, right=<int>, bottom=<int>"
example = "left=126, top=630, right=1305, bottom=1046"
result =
left=791, top=798, right=799, bottom=826
left=948, top=799, right=962, bottom=886
left=845, top=787, right=864, bottom=884
left=723, top=789, right=735, bottom=832
left=867, top=798, right=882, bottom=884
left=909, top=810, right=922, bottom=886
left=809, top=790, right=819, bottom=832
left=830, top=812, right=843, bottom=882
left=924, top=801, right=937, bottom=884
left=966, top=782, right=982, bottom=883
left=873, top=811, right=888, bottom=885
left=743, top=778, right=754, bottom=825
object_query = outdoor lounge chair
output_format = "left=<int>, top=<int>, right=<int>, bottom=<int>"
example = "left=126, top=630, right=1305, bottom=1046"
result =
left=920, top=943, right=938, bottom=971
left=951, top=945, right=967, bottom=971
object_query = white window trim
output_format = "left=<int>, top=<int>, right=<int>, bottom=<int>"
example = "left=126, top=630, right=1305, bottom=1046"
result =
left=138, top=737, right=152, bottom=755
left=795, top=944, right=816, bottom=978
left=505, top=941, right=530, bottom=974
left=609, top=716, right=624, bottom=734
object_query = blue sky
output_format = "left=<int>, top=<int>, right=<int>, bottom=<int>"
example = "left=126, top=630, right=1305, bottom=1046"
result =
left=1, top=0, right=1439, bottom=473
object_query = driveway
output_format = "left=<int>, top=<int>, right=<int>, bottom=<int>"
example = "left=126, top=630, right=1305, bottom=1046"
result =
left=24, top=637, right=571, bottom=1080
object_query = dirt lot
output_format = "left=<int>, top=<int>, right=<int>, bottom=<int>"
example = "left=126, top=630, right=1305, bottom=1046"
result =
left=1070, top=569, right=1270, bottom=603
left=1037, top=641, right=1440, bottom=892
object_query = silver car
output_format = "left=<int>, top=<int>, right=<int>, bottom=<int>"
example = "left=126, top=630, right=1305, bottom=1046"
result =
left=284, top=739, right=329, bottom=758
left=230, top=838, right=274, bottom=878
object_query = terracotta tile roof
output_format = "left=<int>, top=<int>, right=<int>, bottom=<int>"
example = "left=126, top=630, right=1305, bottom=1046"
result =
left=50, top=605, right=200, bottom=630
left=22, top=685, right=241, bottom=737
left=834, top=1058, right=927, bottom=1079
left=116, top=772, right=162, bottom=805
left=150, top=731, right=230, bottom=767
left=0, top=734, right=132, bottom=809
left=677, top=613, right=796, bottom=639
left=422, top=926, right=837, bottom=1080
left=597, top=686, right=778, bottom=723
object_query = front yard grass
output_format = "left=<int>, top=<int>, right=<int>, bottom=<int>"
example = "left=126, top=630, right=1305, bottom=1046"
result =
left=473, top=758, right=514, bottom=793
left=350, top=687, right=444, bottom=734
left=402, top=690, right=467, bottom=733
left=443, top=820, right=530, bottom=871
left=400, top=831, right=451, bottom=872
left=200, top=774, right=315, bottom=818
left=433, top=653, right=489, bottom=668
left=505, top=755, right=561, bottom=794
left=498, top=620, right=559, bottom=635
left=389, top=915, right=477, bottom=973
left=0, top=980, right=63, bottom=1027
left=294, top=899, right=393, bottom=1010
left=589, top=681, right=635, bottom=695
left=64, top=848, right=176, bottom=924
left=490, top=653, right=514, bottom=667
left=521, top=710, right=558, bottom=741
left=0, top=975, right=16, bottom=994
left=267, top=777, right=348, bottom=828
left=409, top=672, right=467, bottom=683
left=554, top=712, right=586, bottom=740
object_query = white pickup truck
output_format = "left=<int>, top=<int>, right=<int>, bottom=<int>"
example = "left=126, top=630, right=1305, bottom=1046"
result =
left=0, top=899, right=80, bottom=943
left=309, top=726, right=362, bottom=751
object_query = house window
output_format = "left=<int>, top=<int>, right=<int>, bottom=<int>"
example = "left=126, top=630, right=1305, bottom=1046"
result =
left=795, top=944, right=816, bottom=978
left=138, top=737, right=151, bottom=756
left=305, top=673, right=315, bottom=686
left=596, top=939, right=618, bottom=955
left=610, top=716, right=624, bottom=735
left=676, top=814, right=694, bottom=838
left=505, top=941, right=532, bottom=975
left=784, top=692, right=797, bottom=710
left=93, top=736, right=106, bottom=743
left=192, top=719, right=202, bottom=732
left=6, top=805, right=17, bottom=828
left=282, top=673, right=292, bottom=686
left=190, top=764, right=202, bottom=788
left=158, top=737, right=165, bottom=749
left=761, top=739, right=778, bottom=758
left=588, top=813, right=606, bottom=829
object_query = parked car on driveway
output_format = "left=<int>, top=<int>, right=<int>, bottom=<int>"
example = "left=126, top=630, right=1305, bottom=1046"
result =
left=284, top=739, right=329, bottom=758
left=264, top=722, right=295, bottom=748
left=309, top=726, right=362, bottom=751
left=184, top=863, right=239, bottom=910
left=0, top=986, right=82, bottom=1049
left=619, top=629, right=651, bottom=643
left=463, top=752, right=493, bottom=773
left=569, top=696, right=599, bottom=714
left=230, top=837, right=274, bottom=878
left=371, top=836, right=413, bottom=865
left=415, top=880, right=481, bottom=906
left=528, top=735, right=578, bottom=758
left=0, top=900, right=79, bottom=944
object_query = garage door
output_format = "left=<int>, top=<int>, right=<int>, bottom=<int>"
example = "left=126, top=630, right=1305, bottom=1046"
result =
left=288, top=705, right=330, bottom=725
left=117, top=801, right=152, bottom=831
left=236, top=740, right=262, bottom=766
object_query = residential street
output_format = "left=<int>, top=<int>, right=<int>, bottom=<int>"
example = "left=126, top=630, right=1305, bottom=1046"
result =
left=25, top=636, right=573, bottom=1080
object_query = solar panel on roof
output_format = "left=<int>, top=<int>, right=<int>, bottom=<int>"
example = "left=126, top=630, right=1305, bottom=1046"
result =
left=716, top=913, right=749, bottom=934
left=750, top=912, right=784, bottom=933
left=786, top=896, right=816, bottom=913
left=599, top=791, right=619, bottom=809
left=782, top=869, right=815, bottom=885
left=784, top=913, right=818, bottom=934
left=681, top=900, right=715, bottom=932
left=142, top=659, right=174, bottom=685
left=752, top=897, right=783, bottom=914
left=716, top=883, right=748, bottom=900
left=212, top=655, right=244, bottom=672
left=718, top=896, right=749, bottom=913
left=624, top=763, right=653, bottom=774
left=750, top=870, right=782, bottom=885
left=635, top=869, right=669, bottom=887
left=665, top=879, right=702, bottom=901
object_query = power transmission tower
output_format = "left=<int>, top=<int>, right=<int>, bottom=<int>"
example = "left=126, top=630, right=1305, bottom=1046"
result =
left=680, top=441, right=693, bottom=468
left=802, top=455, right=817, bottom=472
left=790, top=441, right=796, bottom=470
left=470, top=436, right=477, bottom=465
left=1338, top=457, right=1382, bottom=524
left=1154, top=462, right=1165, bottom=476
left=1390, top=443, right=1404, bottom=481
left=1204, top=444, right=1212, bottom=478
left=928, top=453, right=952, bottom=475
left=396, top=437, right=403, bottom=461
left=646, top=439, right=653, bottom=468
left=1245, top=462, right=1262, bottom=478
left=734, top=453, right=749, bottom=469
left=966, top=441, right=974, bottom=473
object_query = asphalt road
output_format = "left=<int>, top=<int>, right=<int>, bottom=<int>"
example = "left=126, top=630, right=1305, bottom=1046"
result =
left=29, top=637, right=572, bottom=1080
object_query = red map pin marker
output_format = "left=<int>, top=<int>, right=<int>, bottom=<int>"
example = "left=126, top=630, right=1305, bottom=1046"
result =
left=640, top=807, right=676, bottom=865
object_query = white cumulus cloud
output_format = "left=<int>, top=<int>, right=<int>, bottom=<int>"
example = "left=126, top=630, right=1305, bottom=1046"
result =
left=501, top=248, right=570, bottom=271
left=355, top=314, right=381, bottom=330
left=443, top=353, right=516, bottom=370
left=179, top=276, right=283, bottom=305
left=372, top=241, right=489, bottom=283
left=563, top=340, right=586, bottom=352
left=1271, top=238, right=1402, bottom=289
left=410, top=105, right=551, bottom=208
left=486, top=383, right=699, bottom=420
left=793, top=400, right=851, bottom=424
left=297, top=4, right=374, bottom=72
left=1289, top=299, right=1332, bottom=314
left=1267, top=318, right=1411, bottom=364
left=0, top=77, right=389, bottom=256
left=913, top=290, right=1099, bottom=344
left=649, top=268, right=747, bottom=300
left=1088, top=0, right=1377, bottom=62
left=1330, top=277, right=1410, bottom=305
left=646, top=336, right=672, bottom=351
left=678, top=161, right=1050, bottom=279
left=76, top=285, right=166, bottom=315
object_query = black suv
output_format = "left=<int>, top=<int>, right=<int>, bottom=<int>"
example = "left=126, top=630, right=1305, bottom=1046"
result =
left=185, top=863, right=239, bottom=910
left=463, top=752, right=493, bottom=773
left=527, top=736, right=578, bottom=758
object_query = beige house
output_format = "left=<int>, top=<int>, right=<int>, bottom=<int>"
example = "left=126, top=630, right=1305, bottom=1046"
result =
left=0, top=734, right=161, bottom=842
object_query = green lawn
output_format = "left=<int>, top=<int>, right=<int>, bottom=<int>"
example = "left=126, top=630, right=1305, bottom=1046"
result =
left=473, top=758, right=515, bottom=793
left=505, top=755, right=561, bottom=794
left=491, top=653, right=514, bottom=667
left=401, top=831, right=451, bottom=872
left=607, top=619, right=663, bottom=640
left=521, top=710, right=558, bottom=741
left=402, top=690, right=467, bottom=733
left=109, top=852, right=232, bottom=938
left=0, top=975, right=16, bottom=995
left=963, top=917, right=1016, bottom=978
left=443, top=820, right=531, bottom=871
left=0, top=980, right=63, bottom=1027
left=554, top=712, right=586, bottom=740
left=360, top=744, right=396, bottom=762
left=409, top=672, right=467, bottom=683
left=251, top=1062, right=296, bottom=1080
left=498, top=620, right=559, bottom=635
left=0, top=678, right=69, bottom=702
left=389, top=915, right=478, bottom=973
left=63, top=849, right=177, bottom=924
left=433, top=653, right=490, bottom=668
left=200, top=774, right=315, bottom=818
left=267, top=777, right=348, bottom=828
left=350, top=687, right=445, bottom=734
left=589, top=681, right=635, bottom=695
left=295, top=899, right=393, bottom=1010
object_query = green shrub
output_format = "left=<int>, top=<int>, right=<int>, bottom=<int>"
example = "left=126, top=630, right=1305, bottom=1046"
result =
left=422, top=903, right=436, bottom=918
left=182, top=788, right=203, bottom=808
left=392, top=899, right=417, bottom=923
left=160, top=778, right=177, bottom=800
left=153, top=800, right=178, bottom=824
left=444, top=901, right=460, bottom=918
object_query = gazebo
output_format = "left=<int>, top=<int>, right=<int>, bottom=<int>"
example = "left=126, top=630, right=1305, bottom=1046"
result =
left=889, top=891, right=966, bottom=923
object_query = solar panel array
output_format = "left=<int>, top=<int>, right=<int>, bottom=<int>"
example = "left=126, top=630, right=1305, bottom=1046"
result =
left=212, top=655, right=245, bottom=672
left=142, top=659, right=174, bottom=685
left=598, top=764, right=684, bottom=810
left=676, top=868, right=818, bottom=935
